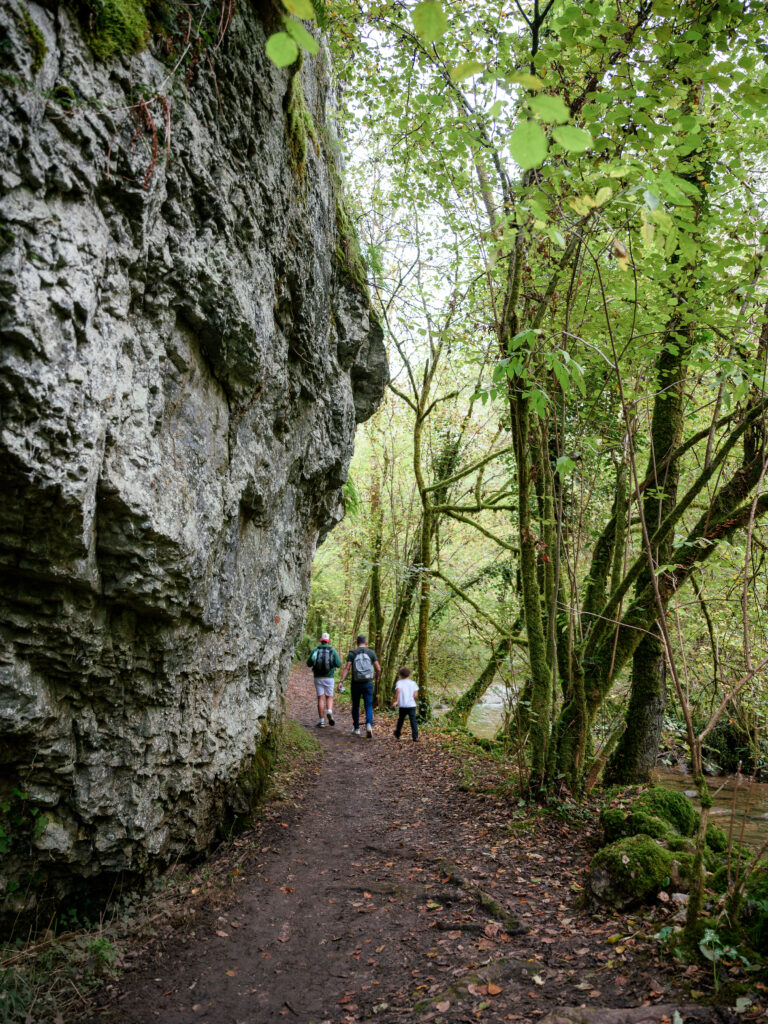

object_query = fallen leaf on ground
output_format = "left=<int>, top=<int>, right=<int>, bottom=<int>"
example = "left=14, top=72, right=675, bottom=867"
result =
left=215, top=930, right=228, bottom=938
left=487, top=983, right=502, bottom=996
left=436, top=1000, right=450, bottom=1012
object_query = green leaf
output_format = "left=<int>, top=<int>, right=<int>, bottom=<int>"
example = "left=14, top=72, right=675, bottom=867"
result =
left=643, top=189, right=660, bottom=210
left=282, top=0, right=316, bottom=19
left=284, top=17, right=319, bottom=54
left=552, top=125, right=593, bottom=152
left=509, top=121, right=548, bottom=170
left=412, top=1, right=448, bottom=43
left=528, top=94, right=570, bottom=124
left=555, top=455, right=576, bottom=477
left=507, top=72, right=544, bottom=91
left=595, top=186, right=612, bottom=206
left=266, top=32, right=299, bottom=67
left=451, top=60, right=484, bottom=81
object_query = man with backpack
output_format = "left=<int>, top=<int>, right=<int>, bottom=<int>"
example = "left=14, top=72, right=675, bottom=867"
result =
left=338, top=635, right=381, bottom=738
left=306, top=632, right=342, bottom=728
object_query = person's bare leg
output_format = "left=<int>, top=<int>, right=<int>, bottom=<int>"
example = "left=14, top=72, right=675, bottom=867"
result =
left=317, top=694, right=326, bottom=720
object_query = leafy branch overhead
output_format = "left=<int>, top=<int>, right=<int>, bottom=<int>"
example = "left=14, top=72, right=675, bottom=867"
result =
left=266, top=0, right=319, bottom=67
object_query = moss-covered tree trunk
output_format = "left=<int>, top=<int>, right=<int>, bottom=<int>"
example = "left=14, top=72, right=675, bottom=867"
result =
left=607, top=327, right=688, bottom=781
left=368, top=467, right=384, bottom=653
left=511, top=394, right=552, bottom=789
left=605, top=626, right=667, bottom=784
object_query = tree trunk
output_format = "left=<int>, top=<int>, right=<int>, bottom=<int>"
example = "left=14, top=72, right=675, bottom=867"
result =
left=604, top=625, right=667, bottom=784
left=416, top=509, right=431, bottom=718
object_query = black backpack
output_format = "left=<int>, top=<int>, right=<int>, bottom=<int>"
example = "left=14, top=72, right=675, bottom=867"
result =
left=351, top=649, right=374, bottom=682
left=314, top=646, right=333, bottom=675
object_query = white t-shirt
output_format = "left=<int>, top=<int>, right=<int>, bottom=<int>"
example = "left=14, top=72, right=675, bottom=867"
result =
left=396, top=678, right=418, bottom=708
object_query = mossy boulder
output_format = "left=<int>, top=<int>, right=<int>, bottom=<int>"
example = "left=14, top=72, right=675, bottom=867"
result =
left=600, top=786, right=696, bottom=845
left=635, top=786, right=697, bottom=837
left=705, top=822, right=728, bottom=853
left=588, top=835, right=676, bottom=909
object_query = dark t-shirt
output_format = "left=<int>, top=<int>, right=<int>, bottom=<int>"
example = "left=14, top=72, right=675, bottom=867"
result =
left=347, top=647, right=378, bottom=682
left=307, top=645, right=341, bottom=677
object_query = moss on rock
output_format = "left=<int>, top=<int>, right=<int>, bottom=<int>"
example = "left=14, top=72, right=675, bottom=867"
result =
left=628, top=809, right=677, bottom=842
left=705, top=822, right=728, bottom=853
left=18, top=4, right=47, bottom=73
left=600, top=807, right=628, bottom=843
left=635, top=786, right=698, bottom=837
left=68, top=0, right=150, bottom=61
left=285, top=69, right=319, bottom=184
left=589, top=834, right=675, bottom=909
left=334, top=192, right=369, bottom=297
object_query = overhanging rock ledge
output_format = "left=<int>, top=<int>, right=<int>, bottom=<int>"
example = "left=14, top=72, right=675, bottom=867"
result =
left=0, top=0, right=387, bottom=922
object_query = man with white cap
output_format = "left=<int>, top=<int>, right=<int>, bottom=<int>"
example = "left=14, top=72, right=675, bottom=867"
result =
left=306, top=632, right=342, bottom=727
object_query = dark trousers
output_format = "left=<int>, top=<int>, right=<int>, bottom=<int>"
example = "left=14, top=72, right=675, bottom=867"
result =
left=351, top=680, right=374, bottom=728
left=394, top=706, right=418, bottom=740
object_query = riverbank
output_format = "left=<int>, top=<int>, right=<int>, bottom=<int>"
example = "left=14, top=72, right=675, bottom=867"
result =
left=3, top=669, right=759, bottom=1023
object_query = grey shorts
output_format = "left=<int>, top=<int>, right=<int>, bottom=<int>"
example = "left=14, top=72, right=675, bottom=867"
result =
left=314, top=677, right=335, bottom=697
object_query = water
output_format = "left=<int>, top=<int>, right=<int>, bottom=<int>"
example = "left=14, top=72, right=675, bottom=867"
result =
left=654, top=768, right=768, bottom=853
left=442, top=685, right=768, bottom=851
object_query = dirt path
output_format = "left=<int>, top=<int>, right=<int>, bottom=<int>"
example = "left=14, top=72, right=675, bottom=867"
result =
left=79, top=670, right=739, bottom=1024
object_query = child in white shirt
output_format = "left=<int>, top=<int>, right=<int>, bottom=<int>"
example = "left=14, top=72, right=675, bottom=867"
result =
left=392, top=667, right=419, bottom=741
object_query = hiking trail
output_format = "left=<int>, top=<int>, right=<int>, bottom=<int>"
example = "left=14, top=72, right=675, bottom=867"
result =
left=78, top=669, right=736, bottom=1024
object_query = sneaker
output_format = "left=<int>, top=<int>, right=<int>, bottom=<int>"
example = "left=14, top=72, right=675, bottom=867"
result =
left=327, top=710, right=335, bottom=726
left=352, top=727, right=361, bottom=736
left=317, top=718, right=326, bottom=728
left=366, top=723, right=373, bottom=739
left=393, top=731, right=400, bottom=740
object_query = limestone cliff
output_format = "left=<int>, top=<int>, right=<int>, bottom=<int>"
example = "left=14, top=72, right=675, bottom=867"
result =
left=0, top=0, right=387, bottom=923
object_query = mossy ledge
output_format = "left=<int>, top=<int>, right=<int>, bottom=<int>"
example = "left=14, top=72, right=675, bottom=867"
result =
left=66, top=0, right=151, bottom=61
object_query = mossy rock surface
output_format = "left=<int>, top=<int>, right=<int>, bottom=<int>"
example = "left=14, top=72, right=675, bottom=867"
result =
left=600, top=787, right=694, bottom=845
left=628, top=809, right=677, bottom=842
left=588, top=834, right=675, bottom=909
left=69, top=0, right=150, bottom=60
left=635, top=786, right=697, bottom=837
left=600, top=807, right=629, bottom=844
left=705, top=821, right=728, bottom=853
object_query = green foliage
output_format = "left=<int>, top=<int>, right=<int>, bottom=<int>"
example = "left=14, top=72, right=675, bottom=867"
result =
left=411, top=1, right=448, bottom=43
left=266, top=0, right=319, bottom=69
left=309, top=0, right=768, bottom=801
left=0, top=931, right=119, bottom=1024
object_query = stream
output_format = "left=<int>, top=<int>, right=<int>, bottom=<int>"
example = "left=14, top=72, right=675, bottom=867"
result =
left=443, top=684, right=768, bottom=851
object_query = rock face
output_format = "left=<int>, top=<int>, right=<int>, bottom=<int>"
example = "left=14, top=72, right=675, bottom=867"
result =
left=0, top=0, right=387, bottom=923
